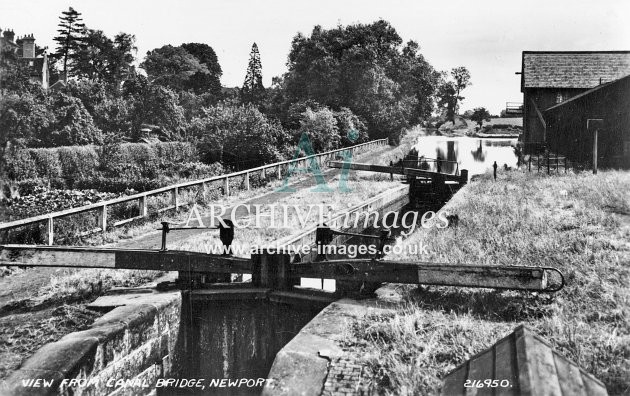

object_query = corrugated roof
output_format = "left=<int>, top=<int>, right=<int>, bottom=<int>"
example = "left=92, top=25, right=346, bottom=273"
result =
left=523, top=51, right=630, bottom=89
left=441, top=325, right=608, bottom=396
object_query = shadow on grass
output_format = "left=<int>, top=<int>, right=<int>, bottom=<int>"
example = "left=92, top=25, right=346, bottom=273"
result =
left=405, top=286, right=555, bottom=322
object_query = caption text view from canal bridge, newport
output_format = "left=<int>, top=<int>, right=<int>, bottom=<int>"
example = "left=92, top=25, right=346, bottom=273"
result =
left=1, top=1, right=629, bottom=391
left=3, top=127, right=621, bottom=396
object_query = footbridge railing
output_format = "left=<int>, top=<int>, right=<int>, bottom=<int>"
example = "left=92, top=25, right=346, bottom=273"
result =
left=0, top=139, right=388, bottom=245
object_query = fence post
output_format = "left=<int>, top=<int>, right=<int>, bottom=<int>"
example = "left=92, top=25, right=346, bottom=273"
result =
left=547, top=153, right=550, bottom=175
left=537, top=154, right=540, bottom=172
left=528, top=156, right=531, bottom=172
left=139, top=195, right=148, bottom=217
left=565, top=157, right=568, bottom=173
left=172, top=187, right=179, bottom=209
left=244, top=172, right=250, bottom=191
left=556, top=156, right=559, bottom=173
left=223, top=178, right=229, bottom=196
left=261, top=168, right=266, bottom=180
left=277, top=165, right=281, bottom=179
left=98, top=205, right=107, bottom=232
left=46, top=217, right=54, bottom=246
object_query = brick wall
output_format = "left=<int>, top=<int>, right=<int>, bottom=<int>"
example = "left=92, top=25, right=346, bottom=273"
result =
left=3, top=291, right=182, bottom=396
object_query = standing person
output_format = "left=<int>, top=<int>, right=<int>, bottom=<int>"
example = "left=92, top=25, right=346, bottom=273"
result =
left=436, top=155, right=442, bottom=173
left=493, top=161, right=498, bottom=181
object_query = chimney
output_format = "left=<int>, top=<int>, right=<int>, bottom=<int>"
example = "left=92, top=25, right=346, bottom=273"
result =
left=22, top=34, right=35, bottom=58
left=3, top=29, right=15, bottom=43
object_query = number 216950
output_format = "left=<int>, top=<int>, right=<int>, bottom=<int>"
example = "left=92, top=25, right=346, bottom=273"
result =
left=464, top=379, right=511, bottom=388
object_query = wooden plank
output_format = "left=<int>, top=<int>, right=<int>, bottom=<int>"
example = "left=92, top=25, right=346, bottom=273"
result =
left=582, top=373, right=609, bottom=396
left=294, top=261, right=548, bottom=291
left=328, top=161, right=461, bottom=181
left=112, top=216, right=146, bottom=227
left=0, top=245, right=252, bottom=273
left=553, top=352, right=587, bottom=396
left=190, top=288, right=269, bottom=301
left=46, top=217, right=53, bottom=246
left=515, top=329, right=562, bottom=396
left=441, top=364, right=467, bottom=396
left=466, top=349, right=494, bottom=396
left=0, top=246, right=116, bottom=268
left=494, top=338, right=519, bottom=396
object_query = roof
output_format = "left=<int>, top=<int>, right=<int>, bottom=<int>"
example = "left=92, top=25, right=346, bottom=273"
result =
left=522, top=51, right=630, bottom=89
left=441, top=325, right=608, bottom=396
left=545, top=74, right=630, bottom=112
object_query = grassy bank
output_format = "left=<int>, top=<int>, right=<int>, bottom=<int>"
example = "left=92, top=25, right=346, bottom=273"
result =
left=348, top=169, right=630, bottom=395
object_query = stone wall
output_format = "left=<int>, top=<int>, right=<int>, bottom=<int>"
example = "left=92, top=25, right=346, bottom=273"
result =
left=3, top=291, right=182, bottom=396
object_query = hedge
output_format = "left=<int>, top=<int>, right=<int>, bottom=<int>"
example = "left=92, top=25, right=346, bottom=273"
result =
left=5, top=142, right=202, bottom=191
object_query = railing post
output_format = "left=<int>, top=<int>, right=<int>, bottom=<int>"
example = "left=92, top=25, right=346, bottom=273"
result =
left=277, top=165, right=281, bottom=179
left=556, top=156, right=559, bottom=173
left=244, top=172, right=250, bottom=191
left=547, top=153, right=550, bottom=175
left=171, top=187, right=179, bottom=209
left=139, top=195, right=148, bottom=217
left=223, top=178, right=230, bottom=196
left=46, top=217, right=54, bottom=246
left=98, top=205, right=107, bottom=232
left=261, top=168, right=266, bottom=180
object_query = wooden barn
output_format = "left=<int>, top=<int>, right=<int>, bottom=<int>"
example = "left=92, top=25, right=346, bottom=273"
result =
left=545, top=74, right=630, bottom=169
left=521, top=51, right=630, bottom=151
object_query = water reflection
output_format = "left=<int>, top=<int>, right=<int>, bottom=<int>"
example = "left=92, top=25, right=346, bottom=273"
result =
left=413, top=136, right=518, bottom=176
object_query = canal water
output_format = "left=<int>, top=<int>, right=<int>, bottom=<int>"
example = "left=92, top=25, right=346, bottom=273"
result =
left=413, top=136, right=519, bottom=176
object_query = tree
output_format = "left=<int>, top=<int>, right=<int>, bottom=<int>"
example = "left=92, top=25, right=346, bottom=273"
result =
left=471, top=107, right=491, bottom=127
left=141, top=45, right=208, bottom=91
left=188, top=104, right=288, bottom=168
left=451, top=66, right=471, bottom=103
left=53, top=7, right=86, bottom=80
left=298, top=107, right=340, bottom=152
left=45, top=91, right=103, bottom=146
left=436, top=67, right=471, bottom=124
left=241, top=43, right=265, bottom=105
left=281, top=20, right=437, bottom=140
left=74, top=30, right=137, bottom=87
left=436, top=78, right=457, bottom=124
left=180, top=43, right=222, bottom=99
left=124, top=76, right=186, bottom=140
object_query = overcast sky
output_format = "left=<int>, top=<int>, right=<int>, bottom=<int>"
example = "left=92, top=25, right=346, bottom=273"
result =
left=2, top=0, right=629, bottom=114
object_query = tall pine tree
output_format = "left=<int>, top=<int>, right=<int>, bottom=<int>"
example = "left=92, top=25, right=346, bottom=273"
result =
left=54, top=7, right=86, bottom=81
left=240, top=43, right=265, bottom=105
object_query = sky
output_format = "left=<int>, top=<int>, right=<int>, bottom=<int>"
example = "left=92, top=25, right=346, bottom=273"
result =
left=2, top=0, right=629, bottom=114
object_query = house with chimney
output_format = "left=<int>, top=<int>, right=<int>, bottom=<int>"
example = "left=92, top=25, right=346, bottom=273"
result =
left=0, top=28, right=49, bottom=89
left=520, top=51, right=630, bottom=150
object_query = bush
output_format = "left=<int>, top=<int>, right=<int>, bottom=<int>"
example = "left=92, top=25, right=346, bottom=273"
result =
left=5, top=150, right=38, bottom=180
left=298, top=107, right=340, bottom=152
left=29, top=148, right=62, bottom=180
left=57, top=146, right=99, bottom=186
left=5, top=142, right=201, bottom=191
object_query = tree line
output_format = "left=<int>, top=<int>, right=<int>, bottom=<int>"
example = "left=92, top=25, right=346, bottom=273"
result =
left=1, top=7, right=471, bottom=178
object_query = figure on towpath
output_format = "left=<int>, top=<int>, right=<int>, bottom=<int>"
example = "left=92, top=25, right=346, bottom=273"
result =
left=493, top=161, right=498, bottom=181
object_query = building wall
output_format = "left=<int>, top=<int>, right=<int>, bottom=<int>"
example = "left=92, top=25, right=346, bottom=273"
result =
left=523, top=88, right=586, bottom=146
left=545, top=76, right=630, bottom=169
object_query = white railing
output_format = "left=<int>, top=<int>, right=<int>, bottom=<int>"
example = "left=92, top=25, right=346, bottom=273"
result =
left=0, top=139, right=388, bottom=245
